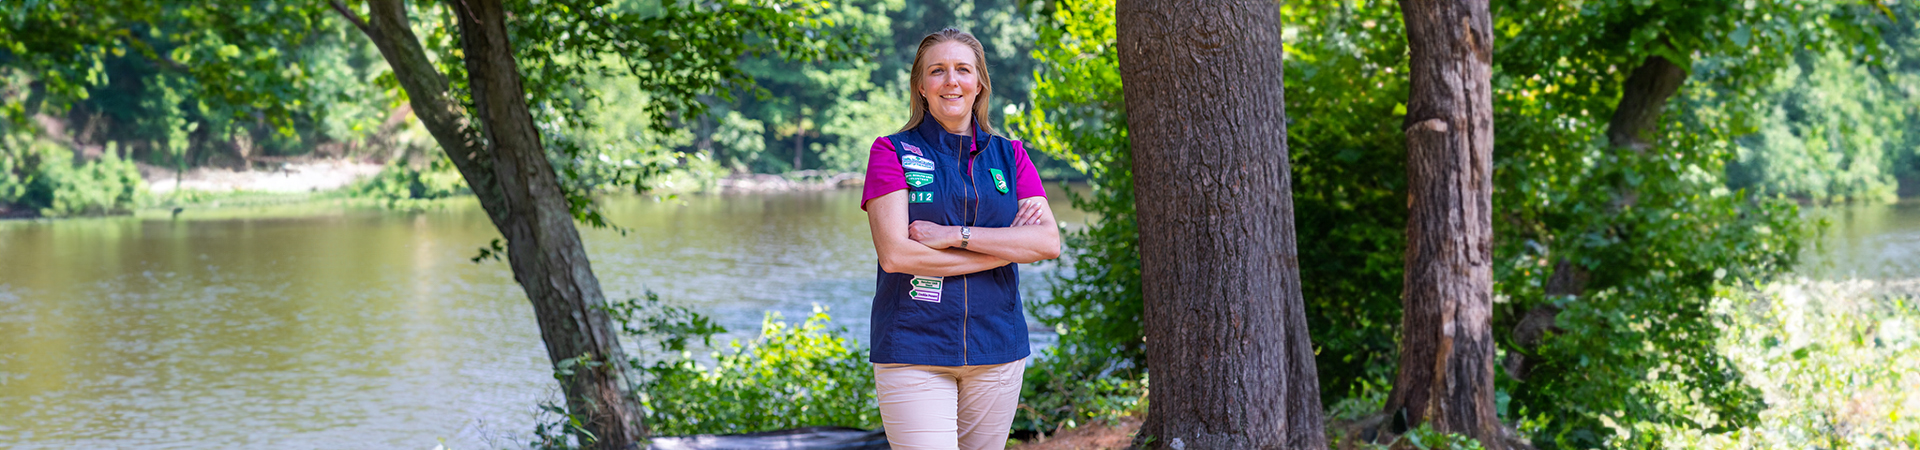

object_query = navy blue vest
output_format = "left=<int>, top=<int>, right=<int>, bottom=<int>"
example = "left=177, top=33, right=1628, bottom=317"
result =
left=869, top=119, right=1030, bottom=366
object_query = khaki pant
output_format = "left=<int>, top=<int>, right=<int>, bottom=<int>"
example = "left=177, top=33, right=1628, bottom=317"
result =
left=873, top=359, right=1027, bottom=450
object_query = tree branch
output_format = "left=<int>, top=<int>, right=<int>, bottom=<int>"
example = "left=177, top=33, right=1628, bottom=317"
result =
left=328, top=0, right=373, bottom=36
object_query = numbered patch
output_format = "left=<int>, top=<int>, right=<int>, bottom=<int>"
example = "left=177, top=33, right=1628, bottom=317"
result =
left=901, top=154, right=936, bottom=172
left=909, top=191, right=934, bottom=203
left=989, top=168, right=1009, bottom=194
left=906, top=172, right=934, bottom=187
left=909, top=275, right=943, bottom=303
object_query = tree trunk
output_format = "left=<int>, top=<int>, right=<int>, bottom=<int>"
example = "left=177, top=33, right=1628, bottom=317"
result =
left=1114, top=1, right=1326, bottom=448
left=792, top=106, right=806, bottom=171
left=1385, top=0, right=1501, bottom=447
left=1604, top=55, right=1687, bottom=153
left=342, top=1, right=646, bottom=448
left=1505, top=55, right=1686, bottom=382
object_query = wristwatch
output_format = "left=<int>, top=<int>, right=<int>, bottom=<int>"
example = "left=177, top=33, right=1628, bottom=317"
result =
left=960, top=226, right=972, bottom=249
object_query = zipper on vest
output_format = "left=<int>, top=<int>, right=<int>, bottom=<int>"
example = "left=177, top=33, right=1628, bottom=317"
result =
left=962, top=136, right=979, bottom=365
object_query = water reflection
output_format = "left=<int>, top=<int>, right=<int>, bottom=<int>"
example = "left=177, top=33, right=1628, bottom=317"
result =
left=0, top=188, right=1085, bottom=449
left=1799, top=200, right=1920, bottom=281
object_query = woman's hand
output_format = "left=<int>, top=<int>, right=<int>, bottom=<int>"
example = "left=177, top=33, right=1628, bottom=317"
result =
left=908, top=220, right=959, bottom=249
left=1011, top=197, right=1047, bottom=227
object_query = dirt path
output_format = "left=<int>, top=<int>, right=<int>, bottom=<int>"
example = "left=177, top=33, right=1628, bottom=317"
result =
left=1010, top=416, right=1142, bottom=450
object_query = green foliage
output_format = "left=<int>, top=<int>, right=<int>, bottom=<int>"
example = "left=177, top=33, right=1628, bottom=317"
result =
left=0, top=128, right=143, bottom=217
left=529, top=399, right=601, bottom=450
left=1281, top=0, right=1413, bottom=405
left=1398, top=423, right=1491, bottom=450
left=1014, top=0, right=1877, bottom=448
left=1568, top=279, right=1920, bottom=448
left=1727, top=4, right=1920, bottom=203
left=1675, top=280, right=1920, bottom=449
left=716, top=0, right=906, bottom=174
left=1015, top=336, right=1147, bottom=433
left=1007, top=0, right=1147, bottom=433
left=1494, top=106, right=1812, bottom=448
left=1, top=0, right=393, bottom=168
left=351, top=154, right=470, bottom=210
left=602, top=294, right=878, bottom=436
left=704, top=0, right=1049, bottom=175
left=542, top=69, right=727, bottom=197
left=1486, top=0, right=1874, bottom=445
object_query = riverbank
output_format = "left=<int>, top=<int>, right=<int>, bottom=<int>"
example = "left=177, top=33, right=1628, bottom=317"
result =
left=139, top=159, right=860, bottom=200
left=108, top=160, right=869, bottom=218
left=139, top=160, right=386, bottom=195
left=142, top=161, right=864, bottom=196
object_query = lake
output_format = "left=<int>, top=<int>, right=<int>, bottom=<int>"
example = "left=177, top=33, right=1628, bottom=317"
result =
left=1, top=190, right=1914, bottom=449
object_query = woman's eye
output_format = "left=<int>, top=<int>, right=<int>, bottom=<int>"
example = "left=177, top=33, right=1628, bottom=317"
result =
left=931, top=68, right=944, bottom=75
left=958, top=68, right=970, bottom=74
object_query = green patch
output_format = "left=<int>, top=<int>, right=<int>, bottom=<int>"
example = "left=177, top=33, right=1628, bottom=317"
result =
left=906, top=172, right=934, bottom=188
left=989, top=168, right=1008, bottom=194
left=909, top=191, right=934, bottom=203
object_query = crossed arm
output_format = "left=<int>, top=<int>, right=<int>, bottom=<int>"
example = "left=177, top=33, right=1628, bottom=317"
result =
left=866, top=190, right=1062, bottom=277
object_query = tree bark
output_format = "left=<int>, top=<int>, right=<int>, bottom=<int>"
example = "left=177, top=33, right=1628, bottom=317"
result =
left=1115, top=1, right=1326, bottom=448
left=793, top=107, right=806, bottom=171
left=1604, top=55, right=1687, bottom=154
left=1384, top=0, right=1501, bottom=447
left=344, top=1, right=646, bottom=448
left=1505, top=55, right=1686, bottom=382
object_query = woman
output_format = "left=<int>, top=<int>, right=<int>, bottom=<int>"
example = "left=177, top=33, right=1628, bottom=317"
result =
left=859, top=28, right=1062, bottom=450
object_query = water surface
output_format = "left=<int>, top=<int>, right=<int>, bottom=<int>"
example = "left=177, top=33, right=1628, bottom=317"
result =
left=0, top=189, right=1083, bottom=449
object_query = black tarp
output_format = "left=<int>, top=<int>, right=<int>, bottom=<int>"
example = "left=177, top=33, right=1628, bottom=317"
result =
left=647, top=426, right=890, bottom=450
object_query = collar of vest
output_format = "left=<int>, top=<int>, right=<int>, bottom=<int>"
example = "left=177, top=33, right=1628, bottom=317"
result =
left=913, top=117, right=990, bottom=155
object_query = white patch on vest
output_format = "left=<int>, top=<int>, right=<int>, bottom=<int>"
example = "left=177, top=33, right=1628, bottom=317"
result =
left=901, top=154, right=936, bottom=172
left=909, top=275, right=943, bottom=303
left=902, top=143, right=924, bottom=156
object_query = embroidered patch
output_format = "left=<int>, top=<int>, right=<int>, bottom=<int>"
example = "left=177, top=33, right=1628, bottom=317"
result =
left=902, top=143, right=924, bottom=156
left=909, top=191, right=934, bottom=203
left=906, top=172, right=934, bottom=187
left=901, top=154, right=936, bottom=172
left=989, top=168, right=1009, bottom=194
left=909, top=275, right=943, bottom=302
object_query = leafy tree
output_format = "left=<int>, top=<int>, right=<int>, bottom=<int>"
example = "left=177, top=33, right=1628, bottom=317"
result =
left=1017, top=0, right=1888, bottom=448
left=9, top=1, right=858, bottom=447
left=1491, top=1, right=1882, bottom=446
left=0, top=0, right=394, bottom=171
left=1726, top=2, right=1920, bottom=203
left=701, top=0, right=1043, bottom=175
left=720, top=0, right=904, bottom=173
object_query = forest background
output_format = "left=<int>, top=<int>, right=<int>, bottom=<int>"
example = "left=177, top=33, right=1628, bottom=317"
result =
left=3, top=0, right=1920, bottom=449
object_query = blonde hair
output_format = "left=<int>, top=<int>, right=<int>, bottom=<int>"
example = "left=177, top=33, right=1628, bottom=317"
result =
left=900, top=28, right=995, bottom=135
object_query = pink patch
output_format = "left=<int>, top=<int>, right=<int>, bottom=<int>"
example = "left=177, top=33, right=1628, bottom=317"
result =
left=903, top=143, right=924, bottom=156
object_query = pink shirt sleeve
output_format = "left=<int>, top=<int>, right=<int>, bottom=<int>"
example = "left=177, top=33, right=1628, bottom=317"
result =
left=861, top=137, right=907, bottom=211
left=1012, top=140, right=1048, bottom=199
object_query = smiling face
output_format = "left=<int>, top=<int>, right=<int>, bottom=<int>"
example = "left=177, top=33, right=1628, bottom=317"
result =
left=915, top=41, right=983, bottom=135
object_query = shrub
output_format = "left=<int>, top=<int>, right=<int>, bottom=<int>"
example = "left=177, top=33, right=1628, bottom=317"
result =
left=1, top=132, right=144, bottom=217
left=1617, top=279, right=1920, bottom=449
left=634, top=308, right=878, bottom=436
left=351, top=154, right=470, bottom=209
left=601, top=294, right=878, bottom=437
